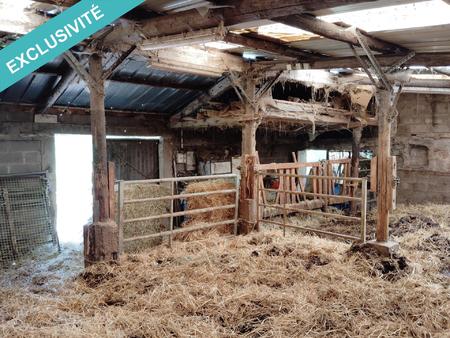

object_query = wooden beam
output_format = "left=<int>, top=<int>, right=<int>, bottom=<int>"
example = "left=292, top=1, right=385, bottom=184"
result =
left=102, top=46, right=136, bottom=80
left=35, top=67, right=77, bottom=114
left=376, top=90, right=393, bottom=242
left=139, top=1, right=376, bottom=39
left=89, top=53, right=109, bottom=223
left=170, top=75, right=233, bottom=126
left=275, top=14, right=408, bottom=54
left=223, top=33, right=322, bottom=61
left=144, top=46, right=245, bottom=76
left=171, top=99, right=353, bottom=128
left=239, top=77, right=259, bottom=234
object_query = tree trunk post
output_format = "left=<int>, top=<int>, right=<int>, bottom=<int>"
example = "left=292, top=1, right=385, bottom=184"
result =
left=83, top=53, right=119, bottom=267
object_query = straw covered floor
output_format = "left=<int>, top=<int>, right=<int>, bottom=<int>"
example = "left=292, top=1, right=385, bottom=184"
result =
left=0, top=204, right=448, bottom=337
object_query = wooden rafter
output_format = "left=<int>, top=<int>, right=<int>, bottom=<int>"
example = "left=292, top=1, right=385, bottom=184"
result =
left=170, top=75, right=234, bottom=127
left=275, top=14, right=408, bottom=55
left=223, top=33, right=323, bottom=61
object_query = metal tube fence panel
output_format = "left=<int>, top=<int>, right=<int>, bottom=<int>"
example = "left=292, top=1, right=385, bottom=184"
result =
left=124, top=189, right=238, bottom=204
left=123, top=174, right=238, bottom=185
left=360, top=179, right=368, bottom=243
left=118, top=174, right=240, bottom=246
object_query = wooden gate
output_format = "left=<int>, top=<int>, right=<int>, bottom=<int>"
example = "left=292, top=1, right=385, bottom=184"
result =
left=256, top=159, right=368, bottom=242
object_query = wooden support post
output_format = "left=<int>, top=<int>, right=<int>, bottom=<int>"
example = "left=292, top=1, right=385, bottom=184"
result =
left=239, top=76, right=259, bottom=234
left=376, top=90, right=392, bottom=242
left=366, top=89, right=401, bottom=256
left=83, top=53, right=119, bottom=266
left=90, top=53, right=109, bottom=223
left=351, top=127, right=362, bottom=214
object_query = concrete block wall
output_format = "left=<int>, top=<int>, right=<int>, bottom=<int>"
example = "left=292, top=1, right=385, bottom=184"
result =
left=394, top=93, right=450, bottom=203
left=0, top=140, right=44, bottom=175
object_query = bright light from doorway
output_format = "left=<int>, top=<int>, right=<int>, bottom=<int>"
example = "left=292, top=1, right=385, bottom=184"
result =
left=55, top=134, right=93, bottom=244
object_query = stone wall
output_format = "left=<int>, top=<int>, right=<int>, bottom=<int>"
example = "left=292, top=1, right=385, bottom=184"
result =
left=393, top=93, right=450, bottom=203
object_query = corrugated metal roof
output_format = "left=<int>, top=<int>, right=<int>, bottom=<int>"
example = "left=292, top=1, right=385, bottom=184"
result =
left=285, top=24, right=450, bottom=58
left=0, top=54, right=215, bottom=115
left=312, top=0, right=426, bottom=16
left=144, top=0, right=212, bottom=13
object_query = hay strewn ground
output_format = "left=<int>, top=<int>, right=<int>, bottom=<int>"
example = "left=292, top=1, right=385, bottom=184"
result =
left=0, top=204, right=449, bottom=337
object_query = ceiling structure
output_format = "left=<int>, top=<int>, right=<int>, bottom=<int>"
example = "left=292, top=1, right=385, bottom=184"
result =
left=0, top=0, right=449, bottom=122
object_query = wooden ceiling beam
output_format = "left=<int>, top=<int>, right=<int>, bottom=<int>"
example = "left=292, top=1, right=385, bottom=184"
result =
left=224, top=33, right=323, bottom=61
left=171, top=99, right=355, bottom=129
left=275, top=14, right=408, bottom=54
left=139, top=1, right=378, bottom=39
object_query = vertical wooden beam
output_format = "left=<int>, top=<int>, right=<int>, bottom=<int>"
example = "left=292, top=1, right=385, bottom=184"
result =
left=351, top=127, right=362, bottom=214
left=83, top=53, right=119, bottom=266
left=376, top=90, right=393, bottom=242
left=239, top=76, right=259, bottom=234
left=89, top=53, right=110, bottom=223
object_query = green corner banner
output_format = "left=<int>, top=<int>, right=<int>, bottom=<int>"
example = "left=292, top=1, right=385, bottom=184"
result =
left=0, top=0, right=144, bottom=93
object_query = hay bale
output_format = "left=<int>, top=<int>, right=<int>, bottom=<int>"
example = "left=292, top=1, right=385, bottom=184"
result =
left=120, top=183, right=171, bottom=252
left=177, top=179, right=236, bottom=240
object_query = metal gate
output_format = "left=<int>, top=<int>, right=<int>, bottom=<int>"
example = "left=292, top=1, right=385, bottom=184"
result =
left=0, top=172, right=58, bottom=268
left=117, top=174, right=239, bottom=251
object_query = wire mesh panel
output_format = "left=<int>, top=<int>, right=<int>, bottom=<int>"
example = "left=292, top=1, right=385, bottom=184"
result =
left=0, top=172, right=58, bottom=268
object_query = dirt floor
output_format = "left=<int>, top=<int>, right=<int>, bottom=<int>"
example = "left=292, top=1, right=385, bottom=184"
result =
left=0, top=204, right=449, bottom=337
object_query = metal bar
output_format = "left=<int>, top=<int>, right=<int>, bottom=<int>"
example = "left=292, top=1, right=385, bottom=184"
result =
left=124, top=204, right=236, bottom=224
left=0, top=171, right=47, bottom=178
left=233, top=176, right=240, bottom=235
left=260, top=219, right=360, bottom=241
left=283, top=186, right=287, bottom=237
left=124, top=189, right=237, bottom=204
left=260, top=188, right=361, bottom=202
left=2, top=188, right=18, bottom=259
left=169, top=181, right=174, bottom=247
left=258, top=172, right=364, bottom=182
left=124, top=220, right=236, bottom=243
left=260, top=203, right=361, bottom=221
left=124, top=173, right=237, bottom=185
left=118, top=180, right=125, bottom=254
left=360, top=179, right=368, bottom=243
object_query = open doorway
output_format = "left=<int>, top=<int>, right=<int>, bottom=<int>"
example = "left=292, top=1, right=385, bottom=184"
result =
left=55, top=135, right=162, bottom=244
left=55, top=134, right=93, bottom=244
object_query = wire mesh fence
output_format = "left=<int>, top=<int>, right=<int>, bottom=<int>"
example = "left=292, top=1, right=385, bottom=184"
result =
left=0, top=172, right=58, bottom=269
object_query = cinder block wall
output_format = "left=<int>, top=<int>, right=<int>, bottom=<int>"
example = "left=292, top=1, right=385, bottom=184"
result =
left=0, top=140, right=46, bottom=175
left=394, top=93, right=450, bottom=203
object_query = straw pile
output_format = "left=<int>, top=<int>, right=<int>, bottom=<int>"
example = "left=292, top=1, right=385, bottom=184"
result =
left=120, top=183, right=171, bottom=252
left=0, top=204, right=448, bottom=337
left=177, top=179, right=236, bottom=240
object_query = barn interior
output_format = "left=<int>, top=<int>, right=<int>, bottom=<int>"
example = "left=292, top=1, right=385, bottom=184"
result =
left=0, top=0, right=449, bottom=337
